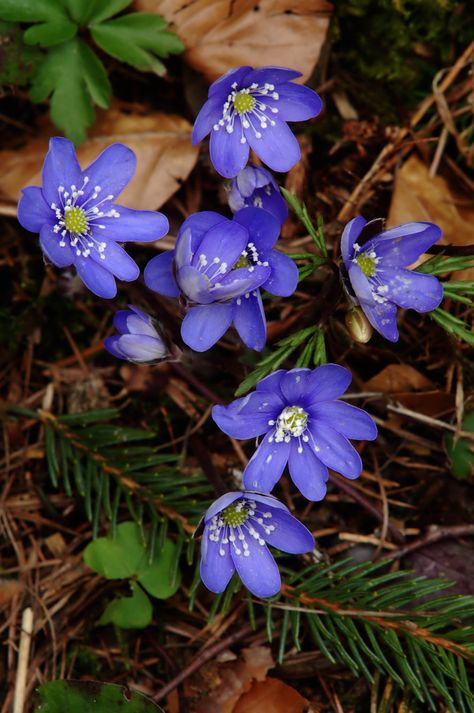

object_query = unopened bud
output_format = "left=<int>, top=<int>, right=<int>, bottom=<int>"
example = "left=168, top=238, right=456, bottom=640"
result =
left=345, top=307, right=373, bottom=343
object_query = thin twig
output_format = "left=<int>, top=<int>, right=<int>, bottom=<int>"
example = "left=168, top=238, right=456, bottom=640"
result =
left=385, top=524, right=474, bottom=561
left=12, top=608, right=34, bottom=713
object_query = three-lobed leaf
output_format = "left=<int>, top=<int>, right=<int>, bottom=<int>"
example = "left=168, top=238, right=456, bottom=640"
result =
left=99, top=582, right=153, bottom=628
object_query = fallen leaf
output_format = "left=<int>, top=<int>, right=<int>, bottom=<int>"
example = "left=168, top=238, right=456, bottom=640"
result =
left=136, top=0, right=332, bottom=83
left=0, top=106, right=198, bottom=211
left=0, top=579, right=24, bottom=606
left=365, top=364, right=434, bottom=393
left=234, top=678, right=308, bottom=713
left=195, top=646, right=273, bottom=713
left=388, top=154, right=474, bottom=279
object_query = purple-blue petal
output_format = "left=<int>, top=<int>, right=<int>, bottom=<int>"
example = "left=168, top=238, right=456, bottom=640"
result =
left=279, top=369, right=312, bottom=403
left=232, top=206, right=281, bottom=252
left=263, top=251, right=298, bottom=297
left=288, top=440, right=329, bottom=501
left=380, top=267, right=443, bottom=312
left=18, top=187, right=52, bottom=233
left=208, top=66, right=253, bottom=97
left=243, top=432, right=290, bottom=492
left=233, top=290, right=267, bottom=351
left=181, top=303, right=233, bottom=351
left=266, top=83, right=323, bottom=121
left=230, top=537, right=281, bottom=597
left=200, top=529, right=235, bottom=594
left=255, top=370, right=286, bottom=395
left=305, top=364, right=352, bottom=404
left=99, top=206, right=168, bottom=243
left=41, top=137, right=82, bottom=206
left=210, top=118, right=250, bottom=178
left=192, top=219, right=249, bottom=273
left=144, top=251, right=180, bottom=297
left=177, top=265, right=215, bottom=304
left=362, top=300, right=399, bottom=342
left=192, top=94, right=225, bottom=144
left=236, top=165, right=269, bottom=196
left=75, top=255, right=117, bottom=298
left=364, top=222, right=442, bottom=267
left=308, top=401, right=377, bottom=441
left=81, top=143, right=136, bottom=203
left=255, top=506, right=314, bottom=553
left=213, top=266, right=270, bottom=301
left=104, top=336, right=128, bottom=360
left=91, top=241, right=139, bottom=282
left=341, top=216, right=366, bottom=262
left=347, top=262, right=375, bottom=306
left=177, top=212, right=228, bottom=265
left=246, top=118, right=300, bottom=173
left=39, top=224, right=75, bottom=267
left=308, top=421, right=362, bottom=479
left=243, top=67, right=302, bottom=86
left=212, top=391, right=283, bottom=439
left=109, top=334, right=166, bottom=362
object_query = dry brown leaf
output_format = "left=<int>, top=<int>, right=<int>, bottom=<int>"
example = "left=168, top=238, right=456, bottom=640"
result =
left=234, top=677, right=308, bottom=713
left=136, top=0, right=332, bottom=83
left=365, top=364, right=434, bottom=393
left=0, top=579, right=24, bottom=606
left=388, top=154, right=474, bottom=278
left=195, top=646, right=273, bottom=713
left=0, top=106, right=198, bottom=211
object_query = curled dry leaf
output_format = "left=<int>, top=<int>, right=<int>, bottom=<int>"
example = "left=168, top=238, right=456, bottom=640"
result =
left=388, top=154, right=474, bottom=279
left=136, top=0, right=333, bottom=82
left=0, top=107, right=198, bottom=212
left=365, top=364, right=434, bottom=394
left=234, top=677, right=308, bottom=713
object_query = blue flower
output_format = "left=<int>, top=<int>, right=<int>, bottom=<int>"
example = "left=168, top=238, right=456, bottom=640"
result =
left=227, top=164, right=288, bottom=225
left=340, top=217, right=444, bottom=342
left=199, top=491, right=314, bottom=597
left=144, top=207, right=298, bottom=352
left=192, top=66, right=322, bottom=178
left=212, top=366, right=377, bottom=501
left=17, top=137, right=169, bottom=299
left=104, top=305, right=170, bottom=363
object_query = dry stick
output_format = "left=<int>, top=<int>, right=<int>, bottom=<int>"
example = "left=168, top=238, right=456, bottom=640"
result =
left=329, top=473, right=405, bottom=544
left=385, top=524, right=474, bottom=561
left=12, top=608, right=34, bottom=713
left=152, top=620, right=260, bottom=703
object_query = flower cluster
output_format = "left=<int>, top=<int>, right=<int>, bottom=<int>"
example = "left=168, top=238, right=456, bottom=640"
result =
left=340, top=217, right=443, bottom=342
left=18, top=138, right=169, bottom=299
left=144, top=207, right=298, bottom=352
left=17, top=64, right=447, bottom=601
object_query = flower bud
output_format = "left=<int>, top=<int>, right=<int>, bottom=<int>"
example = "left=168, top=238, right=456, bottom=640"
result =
left=345, top=307, right=373, bottom=343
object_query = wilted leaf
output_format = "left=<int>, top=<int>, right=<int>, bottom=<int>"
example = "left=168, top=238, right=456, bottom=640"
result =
left=234, top=678, right=308, bottom=713
left=388, top=154, right=474, bottom=279
left=35, top=680, right=164, bottom=713
left=365, top=364, right=434, bottom=393
left=0, top=106, right=198, bottom=211
left=135, top=0, right=333, bottom=82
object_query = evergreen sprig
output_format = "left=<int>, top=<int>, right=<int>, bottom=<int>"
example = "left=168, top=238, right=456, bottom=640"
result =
left=7, top=405, right=212, bottom=537
left=0, top=0, right=183, bottom=143
left=206, top=558, right=474, bottom=713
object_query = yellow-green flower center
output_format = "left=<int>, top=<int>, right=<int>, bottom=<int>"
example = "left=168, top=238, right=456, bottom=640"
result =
left=221, top=504, right=248, bottom=527
left=356, top=254, right=377, bottom=277
left=234, top=254, right=249, bottom=270
left=233, top=91, right=256, bottom=115
left=64, top=207, right=88, bottom=235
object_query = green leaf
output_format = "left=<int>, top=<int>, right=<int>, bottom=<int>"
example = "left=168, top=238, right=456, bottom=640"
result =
left=137, top=538, right=181, bottom=599
left=87, top=0, right=134, bottom=25
left=83, top=521, right=146, bottom=579
left=23, top=19, right=77, bottom=46
left=90, top=12, right=183, bottom=75
left=0, top=0, right=65, bottom=22
left=84, top=521, right=181, bottom=598
left=29, top=38, right=110, bottom=144
left=281, top=188, right=328, bottom=257
left=35, top=680, right=164, bottom=712
left=445, top=412, right=474, bottom=480
left=99, top=582, right=153, bottom=628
